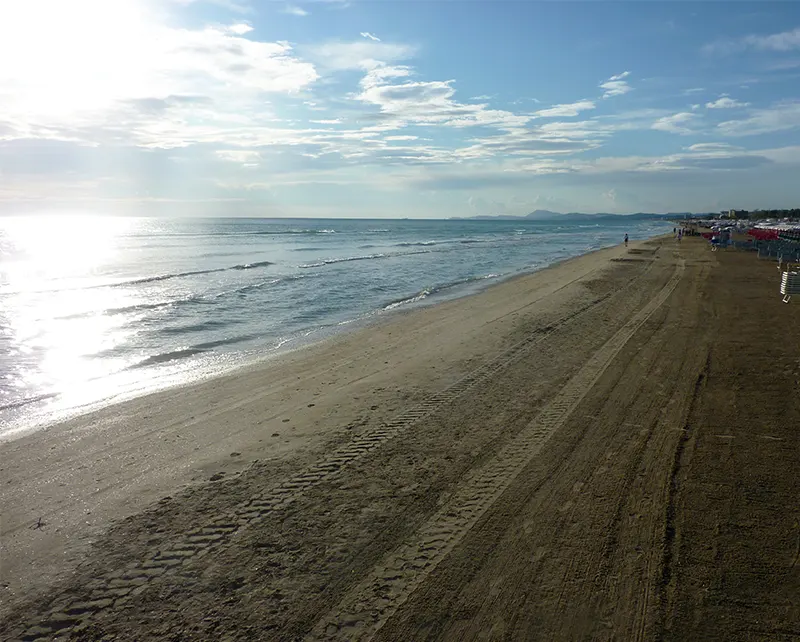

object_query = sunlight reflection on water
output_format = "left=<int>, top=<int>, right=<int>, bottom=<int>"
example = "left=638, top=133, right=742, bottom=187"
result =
left=1, top=215, right=672, bottom=437
left=1, top=216, right=141, bottom=419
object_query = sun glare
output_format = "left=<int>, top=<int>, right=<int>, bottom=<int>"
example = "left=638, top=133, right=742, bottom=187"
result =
left=1, top=215, right=138, bottom=415
left=0, top=0, right=157, bottom=117
left=1, top=215, right=131, bottom=289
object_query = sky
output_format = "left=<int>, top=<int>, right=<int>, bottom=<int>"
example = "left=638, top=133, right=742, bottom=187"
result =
left=2, top=1, right=800, bottom=218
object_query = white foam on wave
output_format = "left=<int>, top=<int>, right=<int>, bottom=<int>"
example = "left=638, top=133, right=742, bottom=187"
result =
left=384, top=289, right=432, bottom=310
left=299, top=249, right=432, bottom=269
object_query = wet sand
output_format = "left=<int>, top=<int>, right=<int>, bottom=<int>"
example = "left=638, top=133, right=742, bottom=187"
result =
left=1, top=237, right=798, bottom=640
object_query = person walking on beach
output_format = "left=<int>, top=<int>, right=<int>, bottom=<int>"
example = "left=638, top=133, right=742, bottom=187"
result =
left=624, top=233, right=629, bottom=247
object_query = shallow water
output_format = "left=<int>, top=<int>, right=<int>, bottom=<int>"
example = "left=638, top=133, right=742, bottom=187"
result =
left=0, top=216, right=670, bottom=435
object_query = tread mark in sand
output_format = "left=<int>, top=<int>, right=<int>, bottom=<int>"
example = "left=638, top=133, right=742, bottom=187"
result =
left=9, top=252, right=666, bottom=642
left=306, top=261, right=685, bottom=642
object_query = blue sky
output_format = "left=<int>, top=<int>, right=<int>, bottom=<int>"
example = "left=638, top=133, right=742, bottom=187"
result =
left=2, top=0, right=800, bottom=217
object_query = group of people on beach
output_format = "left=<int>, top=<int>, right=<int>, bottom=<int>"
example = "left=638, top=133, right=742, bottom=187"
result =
left=622, top=227, right=686, bottom=250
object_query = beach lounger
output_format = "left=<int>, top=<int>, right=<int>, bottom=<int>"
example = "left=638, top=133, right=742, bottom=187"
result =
left=780, top=268, right=800, bottom=303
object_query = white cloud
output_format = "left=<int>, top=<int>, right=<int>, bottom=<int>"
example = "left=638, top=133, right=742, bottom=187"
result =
left=453, top=113, right=650, bottom=165
left=547, top=147, right=771, bottom=174
left=407, top=142, right=792, bottom=189
left=652, top=112, right=698, bottom=135
left=685, top=143, right=742, bottom=152
left=0, top=1, right=327, bottom=157
left=755, top=145, right=800, bottom=164
left=358, top=74, right=456, bottom=118
left=225, top=23, right=254, bottom=35
left=741, top=27, right=800, bottom=51
left=706, top=96, right=750, bottom=109
left=303, top=100, right=327, bottom=112
left=6, top=4, right=797, bottom=216
left=283, top=5, right=309, bottom=16
left=361, top=64, right=414, bottom=86
left=0, top=2, right=318, bottom=132
left=217, top=149, right=262, bottom=164
left=600, top=72, right=633, bottom=99
left=705, top=27, right=800, bottom=54
left=717, top=101, right=800, bottom=136
left=307, top=41, right=417, bottom=70
left=452, top=117, right=623, bottom=162
left=537, top=120, right=612, bottom=139
left=535, top=100, right=596, bottom=118
left=456, top=132, right=599, bottom=160
left=353, top=62, right=531, bottom=130
left=683, top=87, right=705, bottom=95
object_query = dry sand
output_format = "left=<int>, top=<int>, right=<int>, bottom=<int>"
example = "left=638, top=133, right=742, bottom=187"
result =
left=1, top=237, right=798, bottom=641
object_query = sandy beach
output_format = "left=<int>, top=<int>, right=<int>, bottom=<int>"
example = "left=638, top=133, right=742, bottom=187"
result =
left=1, top=236, right=798, bottom=641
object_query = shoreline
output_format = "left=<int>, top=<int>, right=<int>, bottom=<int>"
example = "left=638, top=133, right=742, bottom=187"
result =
left=1, top=234, right=663, bottom=442
left=4, top=235, right=797, bottom=639
left=0, top=237, right=647, bottom=616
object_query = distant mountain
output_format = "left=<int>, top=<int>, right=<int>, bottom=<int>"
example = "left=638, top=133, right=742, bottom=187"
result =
left=524, top=209, right=563, bottom=220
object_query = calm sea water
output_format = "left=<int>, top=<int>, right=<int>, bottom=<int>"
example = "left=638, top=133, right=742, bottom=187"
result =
left=0, top=216, right=670, bottom=436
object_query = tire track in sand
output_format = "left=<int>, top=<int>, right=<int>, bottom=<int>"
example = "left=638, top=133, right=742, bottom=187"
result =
left=305, top=259, right=685, bottom=642
left=9, top=267, right=658, bottom=641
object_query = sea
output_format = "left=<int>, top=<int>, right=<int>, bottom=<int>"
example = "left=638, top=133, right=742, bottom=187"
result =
left=0, top=216, right=671, bottom=437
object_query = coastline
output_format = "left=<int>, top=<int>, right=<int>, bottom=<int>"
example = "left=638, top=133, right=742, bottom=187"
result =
left=0, top=238, right=644, bottom=614
left=3, top=235, right=797, bottom=640
left=1, top=233, right=665, bottom=441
